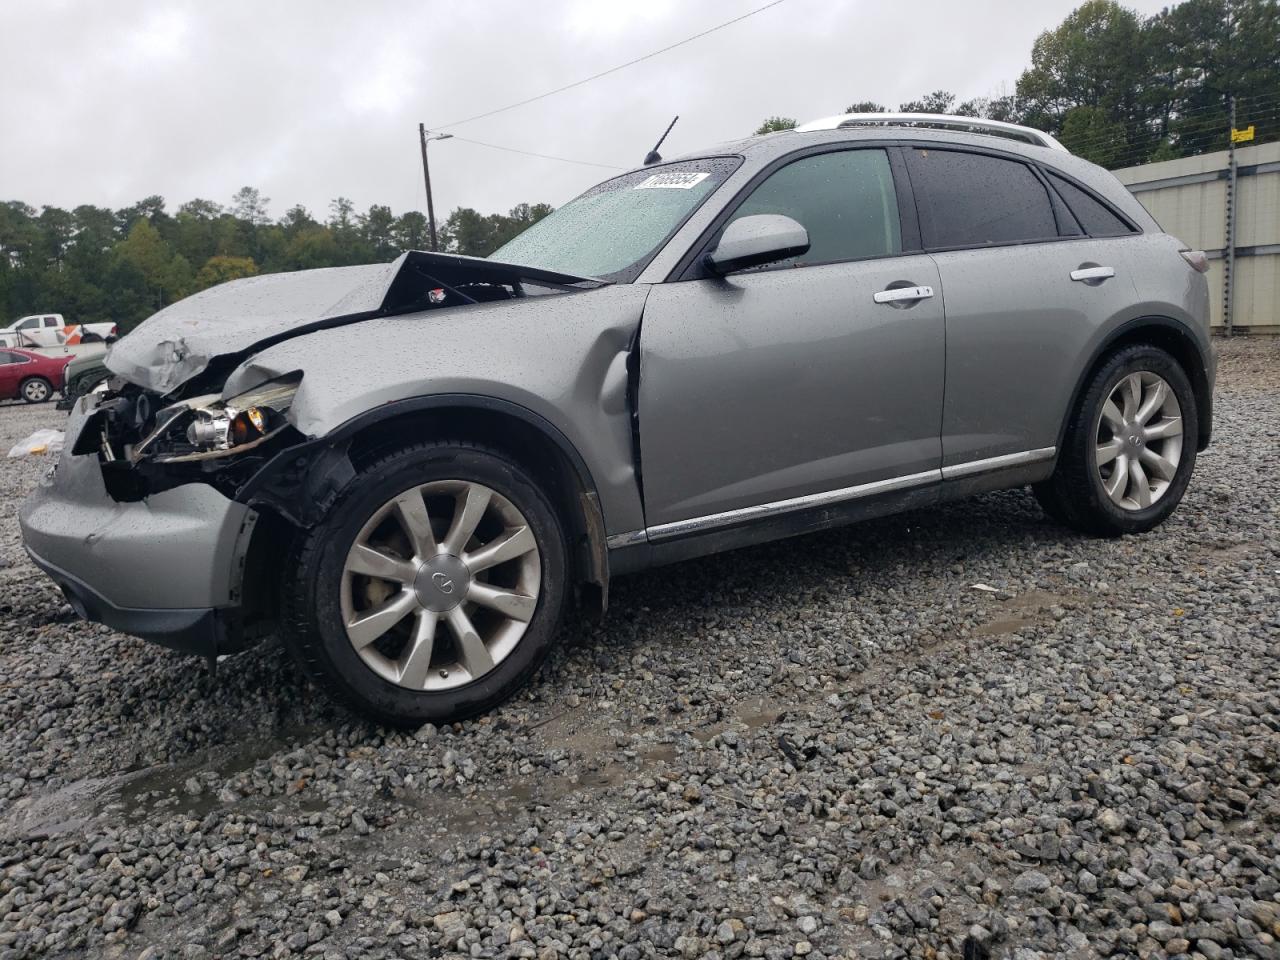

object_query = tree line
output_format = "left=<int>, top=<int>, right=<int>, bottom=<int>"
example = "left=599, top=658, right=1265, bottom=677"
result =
left=757, top=0, right=1280, bottom=169
left=0, top=190, right=553, bottom=333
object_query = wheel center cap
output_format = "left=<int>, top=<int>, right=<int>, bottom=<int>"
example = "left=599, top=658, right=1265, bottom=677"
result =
left=413, top=554, right=470, bottom=613
left=1122, top=422, right=1144, bottom=454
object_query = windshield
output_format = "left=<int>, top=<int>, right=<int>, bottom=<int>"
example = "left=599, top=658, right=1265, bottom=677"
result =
left=490, top=157, right=741, bottom=282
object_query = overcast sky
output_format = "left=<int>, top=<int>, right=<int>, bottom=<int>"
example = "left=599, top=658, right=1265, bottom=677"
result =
left=3, top=0, right=1177, bottom=222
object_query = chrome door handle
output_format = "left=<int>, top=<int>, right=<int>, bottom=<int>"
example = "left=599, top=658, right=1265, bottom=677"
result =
left=1070, top=266, right=1115, bottom=282
left=873, top=285, right=934, bottom=304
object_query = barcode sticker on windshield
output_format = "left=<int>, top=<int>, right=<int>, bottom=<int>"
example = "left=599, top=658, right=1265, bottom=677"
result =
left=633, top=171, right=710, bottom=190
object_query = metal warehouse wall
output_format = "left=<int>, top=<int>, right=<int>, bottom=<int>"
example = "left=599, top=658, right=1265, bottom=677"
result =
left=1113, top=141, right=1280, bottom=334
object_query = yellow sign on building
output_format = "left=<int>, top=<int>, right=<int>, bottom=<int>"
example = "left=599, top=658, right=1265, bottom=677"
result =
left=1231, top=125, right=1255, bottom=143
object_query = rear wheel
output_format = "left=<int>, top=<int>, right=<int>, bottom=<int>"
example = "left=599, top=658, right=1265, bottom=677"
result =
left=284, top=441, right=569, bottom=726
left=1034, top=344, right=1196, bottom=536
left=20, top=377, right=52, bottom=404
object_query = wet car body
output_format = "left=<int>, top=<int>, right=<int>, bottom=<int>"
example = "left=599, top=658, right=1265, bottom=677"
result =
left=20, top=118, right=1214, bottom=722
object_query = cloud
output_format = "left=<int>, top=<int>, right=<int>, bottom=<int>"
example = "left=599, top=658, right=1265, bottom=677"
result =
left=0, top=0, right=1178, bottom=223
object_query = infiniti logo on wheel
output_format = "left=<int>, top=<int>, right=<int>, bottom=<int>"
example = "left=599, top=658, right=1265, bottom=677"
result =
left=431, top=572, right=455, bottom=594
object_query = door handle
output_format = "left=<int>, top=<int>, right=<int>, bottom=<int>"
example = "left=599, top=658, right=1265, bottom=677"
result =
left=1070, top=266, right=1115, bottom=282
left=873, top=284, right=934, bottom=304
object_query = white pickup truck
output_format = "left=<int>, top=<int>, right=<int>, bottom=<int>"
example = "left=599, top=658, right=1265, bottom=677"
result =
left=0, top=314, right=117, bottom=350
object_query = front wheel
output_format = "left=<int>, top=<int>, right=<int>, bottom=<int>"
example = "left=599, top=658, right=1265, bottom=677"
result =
left=1034, top=344, right=1197, bottom=536
left=20, top=377, right=52, bottom=404
left=283, top=442, right=569, bottom=727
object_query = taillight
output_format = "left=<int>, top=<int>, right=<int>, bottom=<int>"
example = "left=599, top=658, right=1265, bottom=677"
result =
left=1179, top=249, right=1209, bottom=274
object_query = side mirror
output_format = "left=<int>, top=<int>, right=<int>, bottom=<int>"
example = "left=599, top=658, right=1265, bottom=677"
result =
left=705, top=214, right=809, bottom=275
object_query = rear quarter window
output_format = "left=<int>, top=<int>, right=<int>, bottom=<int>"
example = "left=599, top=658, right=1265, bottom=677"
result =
left=909, top=149, right=1058, bottom=249
left=1046, top=172, right=1135, bottom=237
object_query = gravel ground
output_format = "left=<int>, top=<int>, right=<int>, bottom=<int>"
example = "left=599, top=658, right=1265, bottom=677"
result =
left=0, top=338, right=1277, bottom=960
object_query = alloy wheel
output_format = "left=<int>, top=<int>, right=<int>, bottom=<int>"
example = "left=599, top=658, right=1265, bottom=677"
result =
left=23, top=380, right=49, bottom=402
left=340, top=480, right=541, bottom=691
left=1094, top=371, right=1183, bottom=511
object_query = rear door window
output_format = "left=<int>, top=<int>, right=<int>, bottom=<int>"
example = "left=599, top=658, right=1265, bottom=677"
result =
left=726, top=148, right=902, bottom=266
left=909, top=149, right=1058, bottom=248
left=1047, top=172, right=1134, bottom=237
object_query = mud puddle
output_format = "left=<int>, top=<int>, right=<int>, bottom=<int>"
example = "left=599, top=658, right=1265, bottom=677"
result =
left=1, top=724, right=320, bottom=841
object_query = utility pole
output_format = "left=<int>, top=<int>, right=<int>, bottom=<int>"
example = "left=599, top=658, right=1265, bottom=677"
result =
left=1224, top=95, right=1238, bottom=336
left=419, top=124, right=452, bottom=252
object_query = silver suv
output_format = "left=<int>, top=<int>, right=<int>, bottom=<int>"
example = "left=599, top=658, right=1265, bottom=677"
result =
left=20, top=114, right=1214, bottom=726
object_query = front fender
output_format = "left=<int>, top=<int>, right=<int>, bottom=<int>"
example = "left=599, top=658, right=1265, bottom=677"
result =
left=223, top=283, right=650, bottom=537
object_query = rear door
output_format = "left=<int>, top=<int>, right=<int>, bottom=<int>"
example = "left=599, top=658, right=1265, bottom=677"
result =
left=638, top=146, right=945, bottom=530
left=904, top=146, right=1145, bottom=469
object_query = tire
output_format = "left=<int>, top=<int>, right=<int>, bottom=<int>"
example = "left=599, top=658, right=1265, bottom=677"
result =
left=1034, top=344, right=1197, bottom=536
left=283, top=441, right=569, bottom=727
left=20, top=377, right=52, bottom=404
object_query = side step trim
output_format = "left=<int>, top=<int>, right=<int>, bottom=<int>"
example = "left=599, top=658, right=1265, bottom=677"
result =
left=940, top=446, right=1056, bottom=480
left=610, top=446, right=1058, bottom=547
left=646, top=469, right=940, bottom=543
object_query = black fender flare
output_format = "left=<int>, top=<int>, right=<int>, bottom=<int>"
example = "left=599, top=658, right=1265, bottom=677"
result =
left=234, top=393, right=610, bottom=594
left=1055, top=316, right=1214, bottom=454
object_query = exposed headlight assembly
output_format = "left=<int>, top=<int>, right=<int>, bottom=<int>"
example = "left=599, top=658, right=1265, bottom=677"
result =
left=132, top=373, right=302, bottom=463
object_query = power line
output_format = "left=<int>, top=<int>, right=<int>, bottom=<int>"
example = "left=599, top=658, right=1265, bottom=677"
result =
left=450, top=135, right=627, bottom=170
left=431, top=0, right=789, bottom=130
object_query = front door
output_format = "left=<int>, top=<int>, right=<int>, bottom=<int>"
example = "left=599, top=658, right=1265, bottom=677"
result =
left=638, top=147, right=945, bottom=530
left=0, top=351, right=29, bottom=399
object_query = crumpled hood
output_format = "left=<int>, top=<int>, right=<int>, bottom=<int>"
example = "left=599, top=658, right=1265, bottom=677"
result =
left=106, top=251, right=598, bottom=394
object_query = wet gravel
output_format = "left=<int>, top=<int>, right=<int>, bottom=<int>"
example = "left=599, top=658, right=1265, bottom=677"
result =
left=1, top=338, right=1278, bottom=960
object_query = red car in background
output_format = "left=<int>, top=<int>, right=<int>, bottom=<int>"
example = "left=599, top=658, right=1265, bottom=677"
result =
left=0, top=348, right=72, bottom=403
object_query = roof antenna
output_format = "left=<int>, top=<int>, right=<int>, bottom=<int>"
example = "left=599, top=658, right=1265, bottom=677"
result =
left=643, top=115, right=679, bottom=166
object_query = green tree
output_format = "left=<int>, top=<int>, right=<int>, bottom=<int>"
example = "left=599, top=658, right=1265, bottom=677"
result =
left=194, top=255, right=258, bottom=290
left=231, top=186, right=270, bottom=226
left=1016, top=0, right=1150, bottom=161
left=899, top=90, right=957, bottom=113
left=843, top=101, right=886, bottom=113
left=1061, top=105, right=1130, bottom=166
left=441, top=207, right=502, bottom=257
left=1148, top=0, right=1280, bottom=156
left=279, top=204, right=318, bottom=238
left=361, top=204, right=399, bottom=260
left=283, top=227, right=341, bottom=270
left=115, top=220, right=171, bottom=302
left=392, top=211, right=430, bottom=250
left=116, top=195, right=169, bottom=232
left=754, top=116, right=798, bottom=134
left=113, top=219, right=192, bottom=316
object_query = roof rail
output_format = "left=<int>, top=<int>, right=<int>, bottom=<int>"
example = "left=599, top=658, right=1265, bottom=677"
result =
left=794, top=113, right=1068, bottom=152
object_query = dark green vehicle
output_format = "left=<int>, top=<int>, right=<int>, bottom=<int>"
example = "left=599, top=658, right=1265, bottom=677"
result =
left=55, top=350, right=110, bottom=410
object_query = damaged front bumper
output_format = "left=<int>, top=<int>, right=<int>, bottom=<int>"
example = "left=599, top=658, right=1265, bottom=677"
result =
left=19, top=398, right=258, bottom=658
